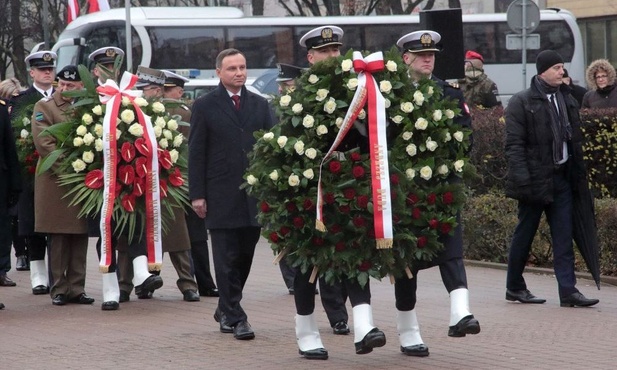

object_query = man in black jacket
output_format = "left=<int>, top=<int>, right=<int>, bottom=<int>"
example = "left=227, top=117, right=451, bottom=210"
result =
left=504, top=50, right=599, bottom=308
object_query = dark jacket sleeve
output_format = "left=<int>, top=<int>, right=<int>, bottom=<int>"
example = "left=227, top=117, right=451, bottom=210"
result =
left=1, top=103, right=22, bottom=193
left=188, top=96, right=208, bottom=201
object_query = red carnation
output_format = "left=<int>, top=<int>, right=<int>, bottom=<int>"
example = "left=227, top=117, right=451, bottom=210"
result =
left=121, top=194, right=136, bottom=212
left=159, top=179, right=168, bottom=198
left=303, top=198, right=315, bottom=210
left=427, top=193, right=437, bottom=205
left=168, top=167, right=184, bottom=187
left=352, top=165, right=365, bottom=178
left=158, top=149, right=173, bottom=170
left=293, top=216, right=304, bottom=228
left=329, top=160, right=342, bottom=174
left=269, top=232, right=279, bottom=243
left=356, top=195, right=369, bottom=208
left=417, top=236, right=428, bottom=248
left=84, top=169, right=104, bottom=189
left=118, top=165, right=135, bottom=185
left=279, top=226, right=291, bottom=236
left=324, top=193, right=336, bottom=204
left=412, top=208, right=421, bottom=219
left=350, top=152, right=362, bottom=161
left=335, top=242, right=346, bottom=252
left=260, top=201, right=270, bottom=212
left=132, top=176, right=145, bottom=196
left=121, top=142, right=136, bottom=163
left=358, top=260, right=372, bottom=272
left=312, top=236, right=324, bottom=246
left=352, top=216, right=366, bottom=228
left=339, top=205, right=351, bottom=214
left=442, top=191, right=454, bottom=205
left=343, top=188, right=356, bottom=199
left=390, top=174, right=400, bottom=185
left=440, top=223, right=452, bottom=234
left=428, top=218, right=439, bottom=229
left=134, top=137, right=150, bottom=156
left=330, top=224, right=342, bottom=233
left=286, top=202, right=298, bottom=213
left=135, top=157, right=148, bottom=178
left=406, top=193, right=419, bottom=205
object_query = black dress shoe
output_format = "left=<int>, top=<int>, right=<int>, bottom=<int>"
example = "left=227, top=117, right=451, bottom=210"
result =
left=299, top=348, right=329, bottom=360
left=101, top=301, right=119, bottom=311
left=448, top=315, right=481, bottom=337
left=233, top=320, right=255, bottom=340
left=183, top=290, right=200, bottom=302
left=16, top=256, right=29, bottom=271
left=52, top=294, right=67, bottom=306
left=0, top=302, right=4, bottom=310
left=200, top=287, right=219, bottom=297
left=136, top=288, right=153, bottom=299
left=69, top=293, right=95, bottom=304
left=332, top=321, right=350, bottom=335
left=119, top=290, right=130, bottom=303
left=560, top=292, right=599, bottom=307
left=354, top=328, right=386, bottom=354
left=400, top=344, right=430, bottom=357
left=506, top=289, right=546, bottom=304
left=32, top=285, right=50, bottom=295
left=214, top=308, right=233, bottom=333
left=0, top=275, right=16, bottom=287
left=136, top=274, right=163, bottom=293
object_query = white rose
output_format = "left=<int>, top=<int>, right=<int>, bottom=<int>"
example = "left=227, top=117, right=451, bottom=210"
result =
left=445, top=109, right=455, bottom=119
left=358, top=109, right=366, bottom=120
left=22, top=117, right=30, bottom=126
left=158, top=138, right=169, bottom=149
left=315, top=89, right=329, bottom=102
left=76, top=125, right=88, bottom=136
left=406, top=144, right=417, bottom=157
left=82, top=133, right=95, bottom=145
left=166, top=119, right=178, bottom=131
left=426, top=137, right=438, bottom=152
left=116, top=129, right=122, bottom=139
left=277, top=135, right=288, bottom=148
left=335, top=117, right=343, bottom=128
left=379, top=80, right=392, bottom=94
left=246, top=174, right=258, bottom=185
left=294, top=140, right=305, bottom=155
left=454, top=131, right=464, bottom=142
left=82, top=114, right=93, bottom=125
left=384, top=99, right=391, bottom=108
left=305, top=148, right=317, bottom=159
left=405, top=168, right=416, bottom=180
left=316, top=125, right=328, bottom=136
left=420, top=166, right=432, bottom=180
left=155, top=116, right=166, bottom=128
left=134, top=97, right=148, bottom=107
left=121, top=96, right=131, bottom=106
left=128, top=123, right=144, bottom=137
left=92, top=105, right=103, bottom=116
left=292, top=103, right=303, bottom=114
left=154, top=126, right=162, bottom=138
left=444, top=132, right=452, bottom=142
left=427, top=86, right=434, bottom=96
left=324, top=98, right=337, bottom=114
left=437, top=164, right=449, bottom=175
left=347, top=78, right=359, bottom=90
left=170, top=149, right=179, bottom=164
left=152, top=102, right=165, bottom=113
left=279, top=95, right=292, bottom=107
left=303, top=168, right=314, bottom=179
left=413, top=90, right=425, bottom=105
left=288, top=174, right=300, bottom=187
left=433, top=110, right=443, bottom=121
left=20, top=129, right=29, bottom=139
left=400, top=102, right=414, bottom=113
left=302, top=115, right=315, bottom=128
left=269, top=170, right=279, bottom=181
left=392, top=115, right=404, bottom=124
left=402, top=131, right=413, bottom=140
left=120, top=109, right=135, bottom=124
left=73, top=137, right=83, bottom=147
left=415, top=117, right=429, bottom=130
left=308, top=74, right=319, bottom=84
left=173, top=134, right=184, bottom=148
left=163, top=129, right=173, bottom=140
left=94, top=139, right=103, bottom=152
left=94, top=124, right=103, bottom=137
left=72, top=159, right=86, bottom=173
left=82, top=150, right=94, bottom=163
left=386, top=60, right=398, bottom=72
left=262, top=132, right=274, bottom=141
left=454, top=159, right=465, bottom=172
left=341, top=59, right=353, bottom=72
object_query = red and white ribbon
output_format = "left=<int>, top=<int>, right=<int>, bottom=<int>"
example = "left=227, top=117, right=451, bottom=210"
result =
left=315, top=51, right=393, bottom=249
left=97, top=72, right=162, bottom=272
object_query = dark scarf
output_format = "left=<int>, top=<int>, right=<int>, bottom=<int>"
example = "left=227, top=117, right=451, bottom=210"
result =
left=533, top=76, right=572, bottom=164
left=596, top=84, right=616, bottom=97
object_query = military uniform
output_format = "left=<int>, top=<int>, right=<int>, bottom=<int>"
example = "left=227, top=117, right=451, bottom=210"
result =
left=458, top=73, right=501, bottom=109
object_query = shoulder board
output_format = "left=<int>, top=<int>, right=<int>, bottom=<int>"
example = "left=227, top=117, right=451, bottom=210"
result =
left=0, top=99, right=5, bottom=106
left=181, top=104, right=190, bottom=111
left=448, top=81, right=460, bottom=89
left=12, top=92, right=20, bottom=97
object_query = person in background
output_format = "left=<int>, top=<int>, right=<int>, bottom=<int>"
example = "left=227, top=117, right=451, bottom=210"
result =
left=504, top=50, right=599, bottom=308
left=458, top=50, right=501, bottom=108
left=561, top=69, right=586, bottom=108
left=88, top=47, right=125, bottom=85
left=581, top=59, right=617, bottom=109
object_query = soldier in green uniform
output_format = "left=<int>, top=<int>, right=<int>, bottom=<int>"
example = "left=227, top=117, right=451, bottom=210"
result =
left=458, top=50, right=502, bottom=108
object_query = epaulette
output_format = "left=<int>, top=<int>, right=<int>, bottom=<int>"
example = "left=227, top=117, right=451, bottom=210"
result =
left=181, top=104, right=190, bottom=111
left=0, top=99, right=6, bottom=106
left=448, top=81, right=460, bottom=89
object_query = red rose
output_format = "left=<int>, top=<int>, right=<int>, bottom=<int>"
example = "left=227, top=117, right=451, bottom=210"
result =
left=118, top=165, right=135, bottom=185
left=352, top=216, right=366, bottom=228
left=134, top=138, right=150, bottom=156
left=84, top=169, right=104, bottom=189
left=132, top=176, right=145, bottom=196
left=350, top=152, right=362, bottom=161
left=159, top=179, right=168, bottom=198
left=358, top=260, right=372, bottom=272
left=343, top=188, right=356, bottom=199
left=293, top=217, right=304, bottom=228
left=121, top=142, right=136, bottom=163
left=339, top=205, right=351, bottom=214
left=442, top=191, right=454, bottom=205
left=135, top=157, right=148, bottom=178
left=269, top=232, right=279, bottom=243
left=428, top=218, right=439, bottom=229
left=279, top=226, right=291, bottom=236
left=168, top=167, right=184, bottom=187
left=417, top=236, right=428, bottom=248
left=260, top=201, right=270, bottom=212
left=335, top=242, right=346, bottom=252
left=390, top=174, right=400, bottom=185
left=352, top=165, right=365, bottom=178
left=324, top=193, right=336, bottom=204
left=330, top=224, right=341, bottom=233
left=412, top=208, right=421, bottom=219
left=303, top=198, right=314, bottom=210
left=356, top=195, right=369, bottom=208
left=158, top=149, right=173, bottom=170
left=440, top=223, right=452, bottom=234
left=329, top=160, right=342, bottom=174
left=312, top=236, right=324, bottom=246
left=121, top=194, right=136, bottom=212
left=427, top=193, right=436, bottom=205
left=406, top=193, right=419, bottom=205
left=286, top=202, right=298, bottom=213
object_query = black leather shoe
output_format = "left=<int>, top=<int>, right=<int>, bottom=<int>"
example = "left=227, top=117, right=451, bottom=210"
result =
left=119, top=290, right=130, bottom=303
left=0, top=275, right=16, bottom=287
left=32, top=285, right=50, bottom=295
left=52, top=294, right=67, bottom=306
left=213, top=308, right=233, bottom=333
left=299, top=348, right=329, bottom=360
left=400, top=344, right=430, bottom=357
left=332, top=321, right=350, bottom=335
left=200, top=287, right=219, bottom=297
left=233, top=320, right=255, bottom=340
left=448, top=315, right=481, bottom=337
left=69, top=293, right=95, bottom=304
left=101, top=301, right=119, bottom=311
left=560, top=292, right=599, bottom=307
left=354, top=328, right=386, bottom=354
left=183, top=290, right=200, bottom=302
left=506, top=289, right=546, bottom=304
left=0, top=302, right=4, bottom=310
left=136, top=274, right=163, bottom=293
left=135, top=287, right=153, bottom=299
left=16, top=256, right=29, bottom=271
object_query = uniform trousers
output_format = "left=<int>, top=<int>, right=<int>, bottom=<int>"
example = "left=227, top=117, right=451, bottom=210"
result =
left=185, top=210, right=216, bottom=292
left=49, top=233, right=89, bottom=299
left=118, top=249, right=197, bottom=293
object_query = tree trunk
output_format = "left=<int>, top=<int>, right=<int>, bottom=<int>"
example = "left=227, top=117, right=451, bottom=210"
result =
left=10, top=0, right=27, bottom=84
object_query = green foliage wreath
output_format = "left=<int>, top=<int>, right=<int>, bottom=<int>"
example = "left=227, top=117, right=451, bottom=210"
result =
left=244, top=48, right=473, bottom=285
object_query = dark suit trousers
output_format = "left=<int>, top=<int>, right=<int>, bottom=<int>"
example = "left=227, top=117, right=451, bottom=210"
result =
left=49, top=233, right=89, bottom=299
left=506, top=169, right=577, bottom=298
left=210, top=227, right=261, bottom=326
left=186, top=210, right=216, bottom=292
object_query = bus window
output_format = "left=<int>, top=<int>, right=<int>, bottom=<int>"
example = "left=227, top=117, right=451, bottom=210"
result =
left=364, top=24, right=419, bottom=54
left=227, top=27, right=291, bottom=69
left=147, top=27, right=224, bottom=70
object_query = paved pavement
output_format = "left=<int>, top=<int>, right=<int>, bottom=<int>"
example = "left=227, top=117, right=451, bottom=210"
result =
left=1, top=237, right=615, bottom=370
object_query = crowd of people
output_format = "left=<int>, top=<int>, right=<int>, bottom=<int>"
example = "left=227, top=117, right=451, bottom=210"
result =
left=0, top=22, right=608, bottom=361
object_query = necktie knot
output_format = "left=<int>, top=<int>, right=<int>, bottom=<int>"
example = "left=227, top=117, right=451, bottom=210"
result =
left=231, top=95, right=240, bottom=110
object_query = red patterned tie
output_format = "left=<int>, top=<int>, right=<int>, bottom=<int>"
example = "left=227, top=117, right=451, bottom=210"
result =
left=231, top=95, right=240, bottom=110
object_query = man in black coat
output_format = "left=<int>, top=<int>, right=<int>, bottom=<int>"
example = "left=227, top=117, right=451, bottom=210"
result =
left=189, top=48, right=275, bottom=340
left=504, top=50, right=599, bottom=308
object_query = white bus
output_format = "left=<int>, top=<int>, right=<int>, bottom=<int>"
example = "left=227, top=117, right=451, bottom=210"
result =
left=52, top=6, right=585, bottom=103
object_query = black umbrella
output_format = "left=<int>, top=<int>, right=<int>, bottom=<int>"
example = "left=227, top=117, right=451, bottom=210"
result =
left=571, top=183, right=601, bottom=290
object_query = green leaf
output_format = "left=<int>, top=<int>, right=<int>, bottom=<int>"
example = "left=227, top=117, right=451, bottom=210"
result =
left=36, top=148, right=66, bottom=175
